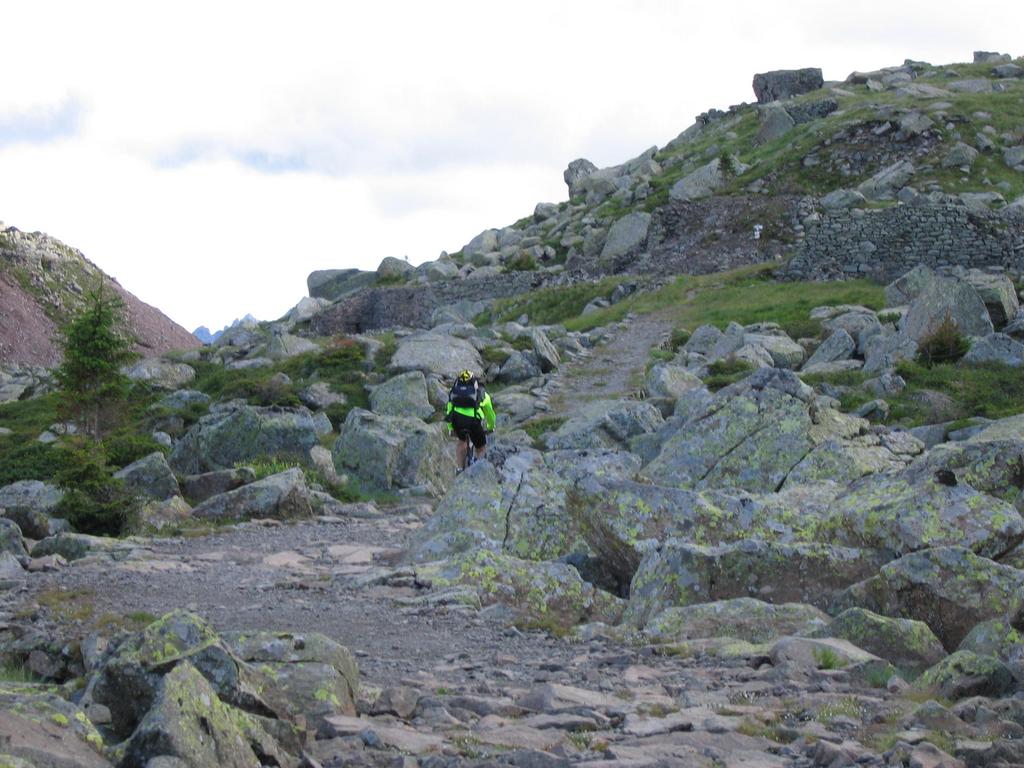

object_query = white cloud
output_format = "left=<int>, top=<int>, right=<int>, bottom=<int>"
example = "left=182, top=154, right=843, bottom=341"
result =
left=1, top=0, right=1022, bottom=330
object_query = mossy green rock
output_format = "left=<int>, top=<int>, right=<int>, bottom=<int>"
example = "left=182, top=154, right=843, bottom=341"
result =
left=0, top=754, right=38, bottom=768
left=369, top=370, right=434, bottom=419
left=90, top=610, right=293, bottom=741
left=415, top=549, right=625, bottom=633
left=832, top=546, right=1024, bottom=651
left=782, top=439, right=906, bottom=489
left=625, top=538, right=888, bottom=628
left=169, top=402, right=329, bottom=475
left=645, top=598, right=828, bottom=644
left=545, top=399, right=664, bottom=451
left=911, top=650, right=1015, bottom=701
left=120, top=662, right=298, bottom=768
left=823, top=470, right=1024, bottom=559
left=916, top=424, right=1024, bottom=512
left=333, top=408, right=453, bottom=497
left=643, top=370, right=817, bottom=493
left=223, top=631, right=359, bottom=726
left=812, top=607, right=946, bottom=673
left=0, top=519, right=27, bottom=559
left=30, top=533, right=137, bottom=563
left=0, top=682, right=107, bottom=768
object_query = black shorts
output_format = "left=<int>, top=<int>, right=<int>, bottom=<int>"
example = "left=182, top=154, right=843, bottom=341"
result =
left=450, top=412, right=486, bottom=449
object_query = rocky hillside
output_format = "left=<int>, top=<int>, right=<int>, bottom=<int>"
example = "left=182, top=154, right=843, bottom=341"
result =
left=0, top=222, right=200, bottom=368
left=3, top=52, right=1024, bottom=768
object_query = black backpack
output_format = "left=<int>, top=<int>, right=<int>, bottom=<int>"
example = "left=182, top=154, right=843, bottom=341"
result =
left=449, top=378, right=481, bottom=410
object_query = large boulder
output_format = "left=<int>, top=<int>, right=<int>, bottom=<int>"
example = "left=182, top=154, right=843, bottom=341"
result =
left=545, top=399, right=663, bottom=451
left=181, top=467, right=256, bottom=504
left=224, top=631, right=359, bottom=728
left=31, top=532, right=138, bottom=562
left=414, top=548, right=625, bottom=632
left=564, top=158, right=598, bottom=198
left=669, top=156, right=747, bottom=202
left=119, top=662, right=297, bottom=768
left=752, top=68, right=823, bottom=103
left=885, top=264, right=937, bottom=306
left=754, top=103, right=796, bottom=144
left=803, top=329, right=855, bottom=369
left=812, top=607, right=947, bottom=673
left=911, top=651, right=1015, bottom=701
left=0, top=518, right=28, bottom=558
left=124, top=358, right=196, bottom=390
left=369, top=370, right=434, bottom=419
left=389, top=332, right=483, bottom=378
left=333, top=408, right=453, bottom=497
left=169, top=402, right=331, bottom=474
left=856, top=160, right=915, bottom=200
left=642, top=368, right=822, bottom=493
left=962, top=333, right=1024, bottom=366
left=599, top=212, right=651, bottom=270
left=625, top=538, right=888, bottom=628
left=531, top=329, right=560, bottom=374
left=89, top=610, right=295, bottom=742
left=833, top=547, right=1024, bottom=650
left=0, top=684, right=108, bottom=768
left=644, top=364, right=703, bottom=401
left=900, top=275, right=993, bottom=344
left=113, top=452, right=180, bottom=502
left=191, top=468, right=313, bottom=521
left=0, top=480, right=64, bottom=539
left=822, top=469, right=1024, bottom=560
left=645, top=598, right=828, bottom=644
left=377, top=255, right=414, bottom=281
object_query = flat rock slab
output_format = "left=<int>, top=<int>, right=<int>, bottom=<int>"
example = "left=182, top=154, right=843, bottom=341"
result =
left=321, top=714, right=445, bottom=754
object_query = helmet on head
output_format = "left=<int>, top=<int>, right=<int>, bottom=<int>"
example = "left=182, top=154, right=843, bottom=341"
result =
left=458, top=369, right=475, bottom=383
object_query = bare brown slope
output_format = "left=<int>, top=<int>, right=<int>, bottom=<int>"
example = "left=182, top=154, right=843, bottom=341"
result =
left=0, top=271, right=61, bottom=367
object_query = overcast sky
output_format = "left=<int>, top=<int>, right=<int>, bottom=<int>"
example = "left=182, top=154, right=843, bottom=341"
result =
left=1, top=1, right=1021, bottom=332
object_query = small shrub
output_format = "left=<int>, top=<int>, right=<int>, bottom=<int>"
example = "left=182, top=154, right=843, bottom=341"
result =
left=916, top=314, right=969, bottom=366
left=507, top=252, right=537, bottom=272
left=0, top=441, right=65, bottom=485
left=482, top=346, right=512, bottom=365
left=669, top=328, right=691, bottom=352
left=704, top=359, right=754, bottom=391
left=718, top=151, right=737, bottom=177
left=239, top=456, right=303, bottom=480
left=54, top=438, right=139, bottom=536
left=103, top=430, right=166, bottom=468
left=521, top=416, right=566, bottom=448
left=813, top=646, right=845, bottom=670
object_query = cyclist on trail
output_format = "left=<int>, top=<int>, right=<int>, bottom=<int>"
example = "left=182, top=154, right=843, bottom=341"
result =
left=445, top=369, right=496, bottom=471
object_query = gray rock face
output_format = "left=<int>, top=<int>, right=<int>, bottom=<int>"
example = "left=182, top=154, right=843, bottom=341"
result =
left=333, top=408, right=454, bottom=497
left=169, top=402, right=330, bottom=475
left=545, top=399, right=664, bottom=451
left=0, top=480, right=64, bottom=539
left=599, top=212, right=651, bottom=270
left=180, top=468, right=255, bottom=504
left=307, top=268, right=377, bottom=300
left=644, top=364, right=703, bottom=401
left=497, top=350, right=543, bottom=383
left=803, top=329, right=855, bottom=369
left=963, top=333, right=1024, bottom=366
left=813, top=607, right=946, bottom=673
left=857, top=160, right=915, bottom=200
left=669, top=156, right=747, bottom=202
left=626, top=538, right=887, bottom=628
left=752, top=68, right=823, bottom=103
left=645, top=598, right=828, bottom=644
left=754, top=103, right=795, bottom=145
left=1005, top=146, right=1024, bottom=171
left=885, top=264, right=937, bottom=306
left=462, top=229, right=499, bottom=262
left=834, top=547, right=1024, bottom=650
left=0, top=686, right=107, bottom=768
left=564, top=158, right=598, bottom=197
left=974, top=51, right=1011, bottom=63
left=114, top=452, right=180, bottom=502
left=862, top=331, right=918, bottom=374
left=370, top=370, right=434, bottom=419
left=961, top=270, right=1020, bottom=328
left=0, top=518, right=28, bottom=558
left=942, top=141, right=980, bottom=169
left=900, top=275, right=993, bottom=343
left=531, top=329, right=560, bottom=374
left=389, top=332, right=483, bottom=378
left=125, top=359, right=196, bottom=390
left=191, top=468, right=312, bottom=521
left=821, top=189, right=867, bottom=210
left=377, top=256, right=413, bottom=281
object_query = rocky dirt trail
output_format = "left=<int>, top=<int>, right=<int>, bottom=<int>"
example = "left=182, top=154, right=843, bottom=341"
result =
left=5, top=510, right=912, bottom=767
left=545, top=311, right=676, bottom=414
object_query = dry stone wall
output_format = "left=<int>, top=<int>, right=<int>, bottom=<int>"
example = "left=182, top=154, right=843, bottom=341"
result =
left=786, top=203, right=1024, bottom=282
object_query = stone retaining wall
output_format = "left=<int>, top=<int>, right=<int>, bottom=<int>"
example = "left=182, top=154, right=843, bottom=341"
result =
left=785, top=203, right=1024, bottom=282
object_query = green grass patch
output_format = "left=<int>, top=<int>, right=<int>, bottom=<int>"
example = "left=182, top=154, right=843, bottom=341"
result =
left=520, top=416, right=567, bottom=448
left=0, top=662, right=45, bottom=684
left=480, top=278, right=624, bottom=326
left=704, top=359, right=755, bottom=391
left=887, top=360, right=1024, bottom=425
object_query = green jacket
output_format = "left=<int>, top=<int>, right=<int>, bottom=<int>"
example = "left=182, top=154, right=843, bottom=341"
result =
left=446, top=391, right=496, bottom=431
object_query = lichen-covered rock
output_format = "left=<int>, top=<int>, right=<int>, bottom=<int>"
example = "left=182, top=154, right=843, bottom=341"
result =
left=768, top=636, right=880, bottom=670
left=782, top=438, right=907, bottom=489
left=822, top=470, right=1024, bottom=559
left=369, top=370, right=434, bottom=420
left=625, top=538, right=887, bottom=628
left=119, top=662, right=298, bottom=768
left=333, top=408, right=453, bottom=497
left=833, top=547, right=1024, bottom=650
left=0, top=683, right=108, bottom=768
left=645, top=598, right=828, bottom=645
left=911, top=651, right=1015, bottom=701
left=885, top=264, right=937, bottom=306
left=962, top=270, right=1020, bottom=328
left=0, top=480, right=64, bottom=539
left=545, top=399, right=663, bottom=451
left=812, top=607, right=947, bottom=673
left=962, top=332, right=1024, bottom=366
left=224, top=631, right=359, bottom=728
left=90, top=610, right=294, bottom=742
left=180, top=468, right=256, bottom=505
left=643, top=364, right=704, bottom=401
left=190, top=468, right=312, bottom=521
left=531, top=329, right=561, bottom=374
left=169, top=402, right=330, bottom=474
left=803, top=329, right=855, bottom=369
left=113, top=452, right=180, bottom=502
left=138, top=495, right=192, bottom=531
left=856, top=159, right=915, bottom=200
left=958, top=619, right=1024, bottom=681
left=415, top=549, right=625, bottom=632
left=599, top=211, right=650, bottom=269
left=30, top=533, right=137, bottom=563
left=642, top=369, right=819, bottom=493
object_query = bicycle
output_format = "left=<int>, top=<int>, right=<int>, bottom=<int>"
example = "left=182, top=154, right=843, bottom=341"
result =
left=456, top=429, right=476, bottom=473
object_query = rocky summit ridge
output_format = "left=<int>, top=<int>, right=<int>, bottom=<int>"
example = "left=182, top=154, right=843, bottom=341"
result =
left=3, top=51, right=1024, bottom=768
